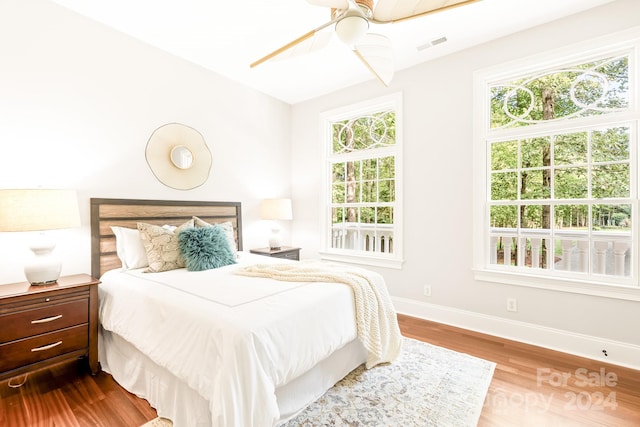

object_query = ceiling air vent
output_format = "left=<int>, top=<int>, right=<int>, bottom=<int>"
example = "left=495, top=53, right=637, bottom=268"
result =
left=417, top=36, right=447, bottom=51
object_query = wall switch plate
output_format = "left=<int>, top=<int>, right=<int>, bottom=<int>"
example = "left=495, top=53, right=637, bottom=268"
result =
left=507, top=298, right=518, bottom=312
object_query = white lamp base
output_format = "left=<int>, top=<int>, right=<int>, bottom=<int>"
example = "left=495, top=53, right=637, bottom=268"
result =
left=24, top=236, right=61, bottom=285
left=268, top=227, right=283, bottom=250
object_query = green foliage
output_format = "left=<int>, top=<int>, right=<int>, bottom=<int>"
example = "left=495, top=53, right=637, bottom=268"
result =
left=611, top=212, right=629, bottom=226
left=487, top=51, right=633, bottom=274
left=554, top=132, right=587, bottom=165
left=491, top=172, right=518, bottom=200
left=489, top=125, right=631, bottom=230
left=592, top=164, right=630, bottom=198
left=555, top=205, right=588, bottom=228
left=592, top=204, right=632, bottom=231
left=490, top=205, right=517, bottom=228
left=330, top=110, right=396, bottom=227
left=332, top=110, right=395, bottom=154
left=520, top=170, right=550, bottom=200
left=521, top=137, right=549, bottom=167
left=491, top=140, right=518, bottom=170
left=554, top=167, right=588, bottom=199
left=522, top=205, right=548, bottom=229
left=592, top=127, right=629, bottom=162
left=490, top=55, right=628, bottom=128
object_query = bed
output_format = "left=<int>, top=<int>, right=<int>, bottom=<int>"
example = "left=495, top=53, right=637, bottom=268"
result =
left=90, top=198, right=401, bottom=427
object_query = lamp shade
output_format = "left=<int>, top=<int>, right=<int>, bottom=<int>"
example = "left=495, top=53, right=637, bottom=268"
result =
left=260, top=198, right=293, bottom=221
left=0, top=189, right=80, bottom=232
left=0, top=189, right=81, bottom=284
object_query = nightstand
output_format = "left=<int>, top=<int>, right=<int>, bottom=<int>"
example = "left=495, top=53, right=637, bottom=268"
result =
left=250, top=246, right=301, bottom=261
left=0, top=274, right=100, bottom=382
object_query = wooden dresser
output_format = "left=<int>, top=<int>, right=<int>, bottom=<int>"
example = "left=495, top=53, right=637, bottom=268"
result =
left=0, top=274, right=100, bottom=382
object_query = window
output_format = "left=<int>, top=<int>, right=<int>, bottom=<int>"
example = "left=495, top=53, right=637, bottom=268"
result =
left=474, top=29, right=640, bottom=297
left=320, top=93, right=403, bottom=269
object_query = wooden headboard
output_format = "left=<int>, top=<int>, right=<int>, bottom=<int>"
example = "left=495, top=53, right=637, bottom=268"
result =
left=90, top=198, right=243, bottom=279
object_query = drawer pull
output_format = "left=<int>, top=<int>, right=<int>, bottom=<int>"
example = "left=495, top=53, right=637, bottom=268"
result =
left=31, top=341, right=63, bottom=352
left=31, top=314, right=63, bottom=324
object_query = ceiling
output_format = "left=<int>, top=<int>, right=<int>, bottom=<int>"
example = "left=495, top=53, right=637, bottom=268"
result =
left=50, top=0, right=615, bottom=104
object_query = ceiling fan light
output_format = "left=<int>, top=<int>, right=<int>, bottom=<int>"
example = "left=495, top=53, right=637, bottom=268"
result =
left=335, top=15, right=369, bottom=45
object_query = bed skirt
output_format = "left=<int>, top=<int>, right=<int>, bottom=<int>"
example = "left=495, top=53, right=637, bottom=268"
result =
left=98, top=328, right=366, bottom=426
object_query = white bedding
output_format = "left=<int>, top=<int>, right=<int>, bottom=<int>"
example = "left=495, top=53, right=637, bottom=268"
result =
left=99, top=252, right=381, bottom=427
left=99, top=328, right=366, bottom=426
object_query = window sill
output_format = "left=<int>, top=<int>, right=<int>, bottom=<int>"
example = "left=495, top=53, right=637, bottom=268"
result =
left=319, top=251, right=404, bottom=269
left=474, top=268, right=640, bottom=301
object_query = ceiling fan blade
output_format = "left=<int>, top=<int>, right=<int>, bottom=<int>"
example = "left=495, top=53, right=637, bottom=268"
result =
left=250, top=15, right=341, bottom=68
left=372, top=0, right=480, bottom=23
left=251, top=30, right=314, bottom=68
left=306, top=0, right=348, bottom=8
left=269, top=32, right=333, bottom=62
left=353, top=33, right=394, bottom=86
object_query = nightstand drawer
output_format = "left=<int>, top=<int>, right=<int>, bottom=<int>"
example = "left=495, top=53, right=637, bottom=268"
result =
left=273, top=251, right=299, bottom=260
left=0, top=299, right=88, bottom=343
left=0, top=324, right=88, bottom=372
left=250, top=246, right=300, bottom=260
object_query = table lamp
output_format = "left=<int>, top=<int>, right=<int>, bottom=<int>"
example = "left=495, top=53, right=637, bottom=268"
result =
left=260, top=198, right=292, bottom=250
left=0, top=189, right=81, bottom=285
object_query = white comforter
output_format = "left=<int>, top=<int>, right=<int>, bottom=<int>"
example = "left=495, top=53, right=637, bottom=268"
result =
left=99, top=253, right=365, bottom=427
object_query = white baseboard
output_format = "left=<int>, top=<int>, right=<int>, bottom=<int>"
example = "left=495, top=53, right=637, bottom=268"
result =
left=393, top=297, right=640, bottom=371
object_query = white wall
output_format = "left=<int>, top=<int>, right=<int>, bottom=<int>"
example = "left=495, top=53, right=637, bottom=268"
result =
left=0, top=0, right=293, bottom=284
left=291, top=0, right=640, bottom=366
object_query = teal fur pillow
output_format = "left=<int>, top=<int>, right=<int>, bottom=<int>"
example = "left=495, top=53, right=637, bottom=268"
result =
left=178, top=225, right=237, bottom=271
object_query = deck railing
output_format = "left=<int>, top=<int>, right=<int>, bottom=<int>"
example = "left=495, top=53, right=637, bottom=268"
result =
left=489, top=228, right=631, bottom=276
left=331, top=223, right=394, bottom=254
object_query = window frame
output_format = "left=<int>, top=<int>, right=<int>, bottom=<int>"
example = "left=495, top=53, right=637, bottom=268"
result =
left=319, top=93, right=404, bottom=269
left=473, top=27, right=640, bottom=301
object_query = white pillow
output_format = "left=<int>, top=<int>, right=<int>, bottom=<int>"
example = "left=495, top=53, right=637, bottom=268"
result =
left=111, top=226, right=149, bottom=270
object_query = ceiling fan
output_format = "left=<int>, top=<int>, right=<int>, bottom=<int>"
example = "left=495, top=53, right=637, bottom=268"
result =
left=250, top=0, right=480, bottom=86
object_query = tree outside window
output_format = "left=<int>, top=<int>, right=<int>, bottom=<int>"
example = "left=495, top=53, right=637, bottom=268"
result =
left=477, top=38, right=638, bottom=289
left=321, top=94, right=403, bottom=268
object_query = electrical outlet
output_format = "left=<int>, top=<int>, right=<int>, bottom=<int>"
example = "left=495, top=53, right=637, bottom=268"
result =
left=423, top=285, right=432, bottom=297
left=506, top=298, right=517, bottom=312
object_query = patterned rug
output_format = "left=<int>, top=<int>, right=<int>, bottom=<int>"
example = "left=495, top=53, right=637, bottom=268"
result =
left=141, top=337, right=495, bottom=427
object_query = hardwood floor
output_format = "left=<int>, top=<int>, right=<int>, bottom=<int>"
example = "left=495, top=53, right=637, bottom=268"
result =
left=398, top=315, right=640, bottom=427
left=0, top=361, right=156, bottom=427
left=1, top=315, right=639, bottom=426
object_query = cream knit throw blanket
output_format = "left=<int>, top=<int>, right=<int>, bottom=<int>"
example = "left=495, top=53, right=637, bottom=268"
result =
left=235, top=261, right=402, bottom=368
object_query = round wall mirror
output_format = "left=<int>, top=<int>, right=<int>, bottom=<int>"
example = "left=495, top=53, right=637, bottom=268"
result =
left=170, top=145, right=193, bottom=169
left=145, top=123, right=212, bottom=190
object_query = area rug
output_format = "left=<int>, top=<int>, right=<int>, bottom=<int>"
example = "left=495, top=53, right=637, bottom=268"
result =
left=141, top=337, right=495, bottom=427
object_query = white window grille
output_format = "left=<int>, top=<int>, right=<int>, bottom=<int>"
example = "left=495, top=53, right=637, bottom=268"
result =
left=320, top=93, right=403, bottom=269
left=474, top=29, right=640, bottom=297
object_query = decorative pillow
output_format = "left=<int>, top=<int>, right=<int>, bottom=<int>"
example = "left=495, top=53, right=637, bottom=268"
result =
left=193, top=216, right=237, bottom=257
left=178, top=225, right=237, bottom=271
left=137, top=219, right=194, bottom=272
left=111, top=226, right=148, bottom=270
